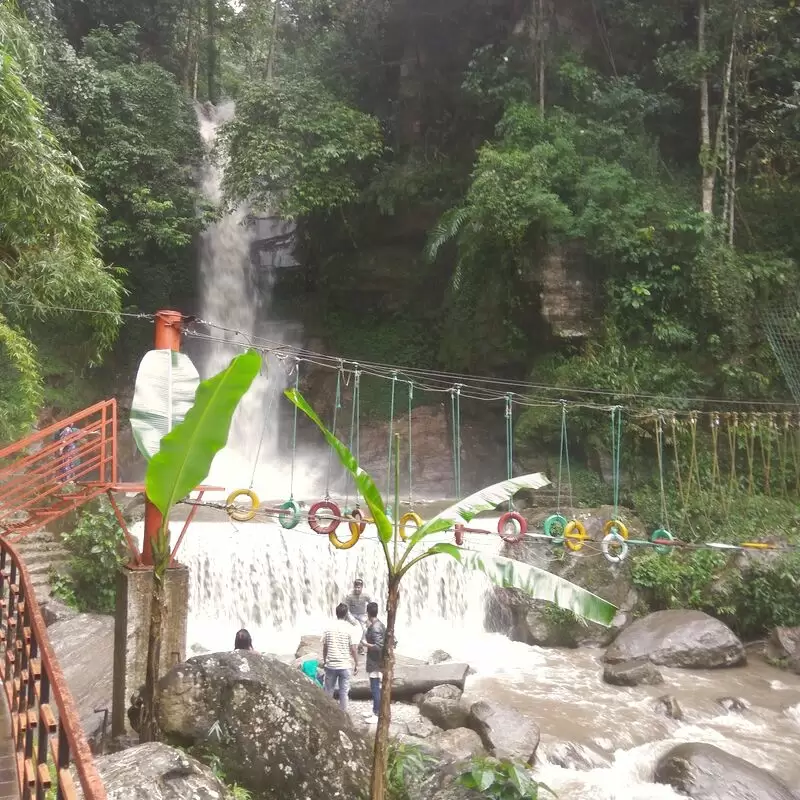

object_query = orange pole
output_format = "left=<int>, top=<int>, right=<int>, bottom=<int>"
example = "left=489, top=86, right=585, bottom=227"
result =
left=142, top=310, right=183, bottom=566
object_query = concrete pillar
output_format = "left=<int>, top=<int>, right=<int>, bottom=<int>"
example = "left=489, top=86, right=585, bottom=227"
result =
left=111, top=565, right=189, bottom=738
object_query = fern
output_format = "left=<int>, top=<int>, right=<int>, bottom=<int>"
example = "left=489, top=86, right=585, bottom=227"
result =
left=424, top=205, right=469, bottom=263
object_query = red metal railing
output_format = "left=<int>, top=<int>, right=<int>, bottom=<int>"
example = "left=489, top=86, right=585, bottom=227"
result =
left=0, top=401, right=117, bottom=540
left=0, top=538, right=106, bottom=800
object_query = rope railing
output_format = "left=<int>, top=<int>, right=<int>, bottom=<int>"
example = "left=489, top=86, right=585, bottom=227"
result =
left=0, top=539, right=106, bottom=800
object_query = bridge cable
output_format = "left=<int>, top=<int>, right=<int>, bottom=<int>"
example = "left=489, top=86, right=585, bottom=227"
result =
left=288, top=361, right=300, bottom=501
left=344, top=366, right=361, bottom=511
left=408, top=381, right=414, bottom=507
left=505, top=393, right=513, bottom=510
left=325, top=365, right=343, bottom=499
left=386, top=372, right=398, bottom=501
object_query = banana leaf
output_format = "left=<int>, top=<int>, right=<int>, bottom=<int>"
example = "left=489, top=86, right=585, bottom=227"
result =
left=146, top=349, right=262, bottom=518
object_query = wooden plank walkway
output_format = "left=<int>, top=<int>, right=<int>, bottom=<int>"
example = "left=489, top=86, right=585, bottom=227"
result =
left=0, top=694, right=18, bottom=800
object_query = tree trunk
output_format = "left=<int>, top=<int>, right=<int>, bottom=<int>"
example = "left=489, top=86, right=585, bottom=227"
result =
left=698, top=0, right=714, bottom=216
left=206, top=0, right=218, bottom=105
left=139, top=569, right=165, bottom=743
left=266, top=0, right=280, bottom=82
left=370, top=577, right=400, bottom=800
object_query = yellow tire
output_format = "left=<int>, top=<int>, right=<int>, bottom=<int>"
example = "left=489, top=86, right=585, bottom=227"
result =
left=226, top=489, right=259, bottom=522
left=399, top=512, right=423, bottom=542
left=603, top=519, right=629, bottom=540
left=329, top=526, right=361, bottom=550
left=564, top=519, right=588, bottom=552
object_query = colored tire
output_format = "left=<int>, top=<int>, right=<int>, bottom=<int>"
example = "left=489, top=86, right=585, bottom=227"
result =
left=543, top=514, right=568, bottom=543
left=226, top=489, right=259, bottom=522
left=330, top=524, right=361, bottom=550
left=279, top=499, right=301, bottom=530
left=603, top=519, right=629, bottom=540
left=602, top=532, right=629, bottom=564
left=651, top=528, right=674, bottom=555
left=399, top=512, right=423, bottom=542
left=346, top=508, right=367, bottom=538
left=308, top=500, right=341, bottom=535
left=498, top=511, right=527, bottom=543
left=564, top=520, right=588, bottom=552
left=454, top=524, right=465, bottom=546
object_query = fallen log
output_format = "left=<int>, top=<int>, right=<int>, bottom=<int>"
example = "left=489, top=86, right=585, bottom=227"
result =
left=349, top=662, right=470, bottom=701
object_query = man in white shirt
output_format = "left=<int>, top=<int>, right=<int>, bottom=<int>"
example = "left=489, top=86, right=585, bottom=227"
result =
left=322, top=603, right=359, bottom=712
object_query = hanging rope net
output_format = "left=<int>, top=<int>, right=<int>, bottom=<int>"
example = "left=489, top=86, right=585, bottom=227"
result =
left=763, top=292, right=800, bottom=405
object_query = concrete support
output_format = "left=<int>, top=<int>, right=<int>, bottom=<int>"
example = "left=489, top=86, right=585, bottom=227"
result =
left=111, top=565, right=189, bottom=738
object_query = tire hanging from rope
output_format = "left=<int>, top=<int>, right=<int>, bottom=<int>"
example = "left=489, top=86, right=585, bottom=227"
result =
left=309, top=365, right=342, bottom=536
left=340, top=366, right=366, bottom=548
left=497, top=393, right=526, bottom=543
left=651, top=414, right=675, bottom=556
left=546, top=402, right=572, bottom=545
left=602, top=406, right=628, bottom=564
left=450, top=385, right=462, bottom=501
left=399, top=382, right=421, bottom=542
left=279, top=361, right=302, bottom=530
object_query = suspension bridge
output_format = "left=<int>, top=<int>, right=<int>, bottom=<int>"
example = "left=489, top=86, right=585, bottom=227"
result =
left=0, top=306, right=798, bottom=799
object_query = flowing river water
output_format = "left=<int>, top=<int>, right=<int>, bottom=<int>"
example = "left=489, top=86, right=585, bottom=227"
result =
left=183, top=103, right=800, bottom=797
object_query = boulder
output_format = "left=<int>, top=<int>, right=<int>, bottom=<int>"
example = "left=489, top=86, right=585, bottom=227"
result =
left=717, top=696, right=749, bottom=713
left=766, top=627, right=800, bottom=673
left=485, top=506, right=644, bottom=647
left=428, top=650, right=453, bottom=665
left=156, top=650, right=371, bottom=800
left=467, top=701, right=540, bottom=765
left=295, top=634, right=323, bottom=661
left=49, top=613, right=114, bottom=751
left=604, top=610, right=745, bottom=669
left=427, top=728, right=485, bottom=762
left=654, top=695, right=683, bottom=721
left=40, top=598, right=79, bottom=627
left=544, top=742, right=611, bottom=771
left=603, top=658, right=664, bottom=687
left=85, top=742, right=233, bottom=799
left=654, top=742, right=796, bottom=800
left=419, top=685, right=468, bottom=730
left=350, top=662, right=470, bottom=701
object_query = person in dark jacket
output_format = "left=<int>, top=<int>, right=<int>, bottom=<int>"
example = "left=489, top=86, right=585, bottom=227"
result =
left=361, top=601, right=386, bottom=724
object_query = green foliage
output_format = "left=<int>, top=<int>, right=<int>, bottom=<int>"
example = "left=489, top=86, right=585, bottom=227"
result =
left=0, top=0, right=122, bottom=441
left=145, top=350, right=262, bottom=569
left=221, top=76, right=384, bottom=218
left=386, top=742, right=436, bottom=800
left=458, top=757, right=554, bottom=800
left=52, top=499, right=127, bottom=613
left=179, top=746, right=252, bottom=800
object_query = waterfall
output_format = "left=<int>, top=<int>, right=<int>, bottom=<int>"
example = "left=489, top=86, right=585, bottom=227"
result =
left=194, top=102, right=312, bottom=499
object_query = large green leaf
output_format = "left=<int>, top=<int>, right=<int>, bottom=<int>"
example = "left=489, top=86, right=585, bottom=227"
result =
left=131, top=349, right=201, bottom=460
left=145, top=350, right=262, bottom=517
left=452, top=550, right=617, bottom=627
left=407, top=473, right=551, bottom=551
left=284, top=388, right=393, bottom=542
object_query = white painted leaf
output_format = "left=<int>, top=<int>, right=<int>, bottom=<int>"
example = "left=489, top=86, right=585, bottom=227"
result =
left=131, top=349, right=200, bottom=460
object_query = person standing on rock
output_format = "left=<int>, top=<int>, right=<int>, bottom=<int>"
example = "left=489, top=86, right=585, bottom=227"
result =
left=323, top=603, right=359, bottom=712
left=345, top=577, right=371, bottom=654
left=361, top=601, right=386, bottom=725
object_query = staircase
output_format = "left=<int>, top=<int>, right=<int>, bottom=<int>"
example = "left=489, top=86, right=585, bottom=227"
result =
left=12, top=530, right=70, bottom=601
left=0, top=400, right=117, bottom=542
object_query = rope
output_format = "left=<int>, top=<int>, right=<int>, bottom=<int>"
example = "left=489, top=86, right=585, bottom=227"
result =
left=505, top=393, right=513, bottom=510
left=325, top=366, right=342, bottom=499
left=760, top=414, right=774, bottom=495
left=288, top=362, right=300, bottom=500
left=671, top=416, right=686, bottom=504
left=745, top=415, right=756, bottom=496
left=655, top=415, right=670, bottom=530
left=451, top=386, right=462, bottom=499
left=556, top=402, right=566, bottom=514
left=611, top=406, right=622, bottom=517
left=408, top=382, right=414, bottom=506
left=386, top=372, right=397, bottom=500
left=344, top=366, right=361, bottom=510
left=710, top=413, right=721, bottom=497
left=248, top=363, right=272, bottom=490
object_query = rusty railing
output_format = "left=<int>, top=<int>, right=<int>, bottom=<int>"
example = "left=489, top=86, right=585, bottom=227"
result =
left=0, top=539, right=106, bottom=799
left=0, top=401, right=118, bottom=540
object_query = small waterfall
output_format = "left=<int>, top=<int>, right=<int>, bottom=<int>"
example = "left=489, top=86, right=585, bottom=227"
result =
left=194, top=102, right=309, bottom=498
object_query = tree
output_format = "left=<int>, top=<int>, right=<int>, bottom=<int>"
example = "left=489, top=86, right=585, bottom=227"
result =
left=285, top=388, right=616, bottom=800
left=0, top=0, right=122, bottom=440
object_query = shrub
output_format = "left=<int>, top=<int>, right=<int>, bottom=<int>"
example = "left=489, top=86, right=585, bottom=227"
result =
left=458, top=757, right=554, bottom=799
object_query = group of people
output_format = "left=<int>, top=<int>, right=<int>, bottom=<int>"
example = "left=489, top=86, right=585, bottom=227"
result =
left=233, top=578, right=389, bottom=726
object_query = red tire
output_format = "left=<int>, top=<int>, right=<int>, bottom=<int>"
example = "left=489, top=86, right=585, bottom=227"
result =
left=498, top=511, right=527, bottom=543
left=308, top=500, right=341, bottom=535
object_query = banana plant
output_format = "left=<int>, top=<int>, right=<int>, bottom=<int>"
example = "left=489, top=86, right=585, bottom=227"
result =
left=284, top=388, right=616, bottom=800
left=139, top=349, right=262, bottom=743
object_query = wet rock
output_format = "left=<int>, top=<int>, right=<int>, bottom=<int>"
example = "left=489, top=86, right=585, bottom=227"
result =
left=406, top=714, right=439, bottom=739
left=766, top=627, right=800, bottom=673
left=419, top=685, right=468, bottom=730
left=428, top=649, right=453, bottom=664
left=486, top=506, right=645, bottom=648
left=603, top=658, right=664, bottom=687
left=544, top=742, right=611, bottom=771
left=654, top=695, right=683, bottom=721
left=604, top=610, right=745, bottom=669
left=40, top=598, right=78, bottom=627
left=156, top=650, right=371, bottom=800
left=295, top=634, right=323, bottom=660
left=717, top=696, right=750, bottom=713
left=427, top=727, right=485, bottom=762
left=350, top=662, right=470, bottom=701
left=87, top=742, right=233, bottom=799
left=49, top=613, right=114, bottom=751
left=654, top=742, right=795, bottom=800
left=468, top=700, right=540, bottom=765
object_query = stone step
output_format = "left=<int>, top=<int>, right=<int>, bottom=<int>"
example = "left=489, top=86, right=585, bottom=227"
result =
left=18, top=550, right=70, bottom=569
left=26, top=559, right=70, bottom=578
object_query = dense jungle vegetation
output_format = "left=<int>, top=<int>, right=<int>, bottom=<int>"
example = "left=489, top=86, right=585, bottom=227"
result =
left=3, top=0, right=800, bottom=632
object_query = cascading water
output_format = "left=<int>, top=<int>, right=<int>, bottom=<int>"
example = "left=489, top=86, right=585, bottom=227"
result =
left=173, top=104, right=800, bottom=799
